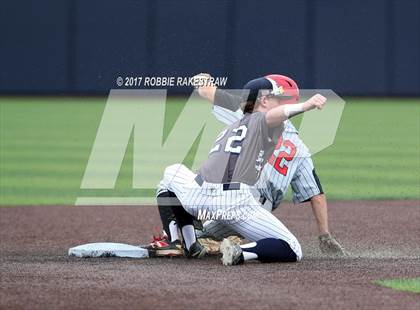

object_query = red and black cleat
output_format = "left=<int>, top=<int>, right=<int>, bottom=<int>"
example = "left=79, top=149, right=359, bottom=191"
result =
left=146, top=229, right=184, bottom=257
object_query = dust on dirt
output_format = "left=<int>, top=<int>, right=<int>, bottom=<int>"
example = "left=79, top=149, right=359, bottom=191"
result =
left=1, top=200, right=419, bottom=309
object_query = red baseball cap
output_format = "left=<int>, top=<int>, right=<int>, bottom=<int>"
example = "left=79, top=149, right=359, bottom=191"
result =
left=242, top=74, right=300, bottom=104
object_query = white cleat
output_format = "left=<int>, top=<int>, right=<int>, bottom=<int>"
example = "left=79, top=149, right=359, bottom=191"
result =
left=220, top=238, right=244, bottom=266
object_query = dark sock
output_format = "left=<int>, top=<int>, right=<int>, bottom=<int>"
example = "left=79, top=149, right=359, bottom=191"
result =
left=244, top=238, right=297, bottom=263
left=156, top=191, right=179, bottom=240
left=156, top=191, right=195, bottom=243
left=168, top=196, right=194, bottom=228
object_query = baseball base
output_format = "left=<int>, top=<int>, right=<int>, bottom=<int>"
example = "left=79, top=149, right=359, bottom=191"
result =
left=68, top=242, right=149, bottom=258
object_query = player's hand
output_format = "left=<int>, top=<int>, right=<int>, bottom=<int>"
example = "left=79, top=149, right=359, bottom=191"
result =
left=192, top=73, right=217, bottom=102
left=192, top=73, right=213, bottom=89
left=303, top=94, right=327, bottom=111
left=319, top=233, right=346, bottom=256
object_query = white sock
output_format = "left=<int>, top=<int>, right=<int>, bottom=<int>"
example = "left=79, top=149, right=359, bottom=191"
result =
left=242, top=251, right=258, bottom=261
left=241, top=242, right=258, bottom=261
left=241, top=242, right=257, bottom=249
left=169, top=221, right=179, bottom=242
left=181, top=225, right=196, bottom=250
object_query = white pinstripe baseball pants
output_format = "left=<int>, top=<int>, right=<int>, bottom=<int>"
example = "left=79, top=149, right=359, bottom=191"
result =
left=157, top=163, right=302, bottom=260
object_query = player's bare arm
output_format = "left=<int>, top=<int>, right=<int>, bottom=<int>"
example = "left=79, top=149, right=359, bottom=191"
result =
left=310, top=194, right=345, bottom=256
left=310, top=194, right=330, bottom=235
left=264, top=94, right=327, bottom=127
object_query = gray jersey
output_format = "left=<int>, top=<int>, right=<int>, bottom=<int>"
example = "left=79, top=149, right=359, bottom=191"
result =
left=212, top=89, right=322, bottom=207
left=198, top=112, right=282, bottom=185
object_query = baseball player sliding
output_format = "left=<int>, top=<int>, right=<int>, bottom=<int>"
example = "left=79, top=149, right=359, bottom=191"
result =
left=152, top=73, right=344, bottom=259
left=155, top=74, right=326, bottom=265
left=194, top=73, right=344, bottom=256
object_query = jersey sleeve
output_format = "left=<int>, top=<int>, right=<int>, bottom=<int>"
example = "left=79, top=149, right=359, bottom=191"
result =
left=290, top=157, right=323, bottom=204
left=212, top=89, right=244, bottom=125
left=212, top=106, right=243, bottom=125
left=214, top=89, right=241, bottom=111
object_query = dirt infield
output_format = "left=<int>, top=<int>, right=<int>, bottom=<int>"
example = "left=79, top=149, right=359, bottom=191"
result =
left=1, top=200, right=419, bottom=309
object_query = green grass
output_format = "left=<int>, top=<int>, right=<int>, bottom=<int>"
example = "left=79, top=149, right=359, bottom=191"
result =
left=374, top=278, right=420, bottom=293
left=309, top=98, right=420, bottom=200
left=0, top=97, right=419, bottom=205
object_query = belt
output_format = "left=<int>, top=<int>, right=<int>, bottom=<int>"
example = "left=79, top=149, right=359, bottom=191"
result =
left=259, top=197, right=267, bottom=205
left=194, top=175, right=241, bottom=191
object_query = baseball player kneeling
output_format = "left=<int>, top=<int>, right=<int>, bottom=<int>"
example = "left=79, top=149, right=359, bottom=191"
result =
left=194, top=73, right=344, bottom=256
left=156, top=75, right=326, bottom=265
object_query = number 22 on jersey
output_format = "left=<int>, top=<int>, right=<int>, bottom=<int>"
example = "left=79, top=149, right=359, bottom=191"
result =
left=268, top=137, right=296, bottom=176
left=209, top=125, right=248, bottom=154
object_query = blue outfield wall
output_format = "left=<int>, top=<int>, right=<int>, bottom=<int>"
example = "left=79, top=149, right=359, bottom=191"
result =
left=0, top=0, right=419, bottom=96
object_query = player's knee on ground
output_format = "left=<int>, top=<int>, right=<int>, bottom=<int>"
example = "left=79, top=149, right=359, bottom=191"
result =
left=246, top=238, right=299, bottom=263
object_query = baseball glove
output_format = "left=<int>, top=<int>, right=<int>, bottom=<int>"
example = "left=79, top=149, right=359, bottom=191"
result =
left=319, top=233, right=345, bottom=256
left=199, top=235, right=242, bottom=255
